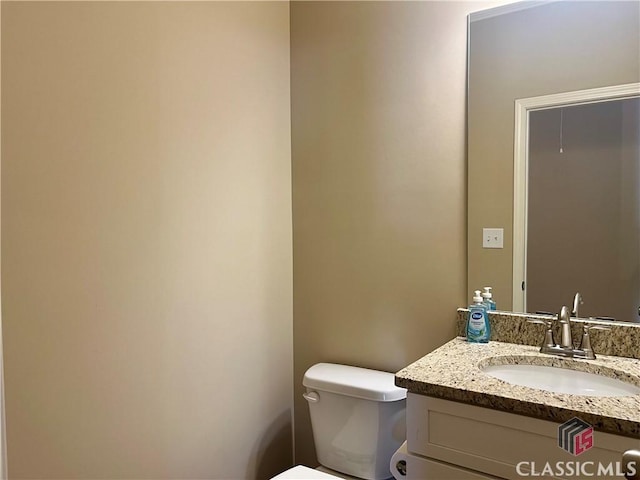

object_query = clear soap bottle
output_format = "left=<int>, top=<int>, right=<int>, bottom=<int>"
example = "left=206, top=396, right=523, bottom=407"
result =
left=482, top=286, right=497, bottom=311
left=467, top=290, right=490, bottom=343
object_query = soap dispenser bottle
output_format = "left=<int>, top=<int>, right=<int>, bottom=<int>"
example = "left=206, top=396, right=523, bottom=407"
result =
left=467, top=290, right=490, bottom=343
left=482, top=286, right=497, bottom=311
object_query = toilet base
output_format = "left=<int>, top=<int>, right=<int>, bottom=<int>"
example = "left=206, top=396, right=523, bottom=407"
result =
left=316, top=466, right=366, bottom=479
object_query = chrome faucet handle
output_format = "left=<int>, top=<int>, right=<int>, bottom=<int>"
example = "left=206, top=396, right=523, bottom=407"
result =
left=527, top=319, right=556, bottom=349
left=571, top=293, right=583, bottom=317
left=578, top=324, right=611, bottom=359
left=582, top=324, right=611, bottom=332
left=557, top=306, right=574, bottom=348
left=527, top=318, right=553, bottom=327
left=623, top=450, right=640, bottom=480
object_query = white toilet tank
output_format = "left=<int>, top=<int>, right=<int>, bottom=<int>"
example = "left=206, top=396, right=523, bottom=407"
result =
left=303, top=363, right=407, bottom=480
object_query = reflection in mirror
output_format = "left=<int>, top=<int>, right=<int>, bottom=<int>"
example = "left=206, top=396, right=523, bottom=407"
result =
left=467, top=0, right=640, bottom=324
left=525, top=98, right=639, bottom=321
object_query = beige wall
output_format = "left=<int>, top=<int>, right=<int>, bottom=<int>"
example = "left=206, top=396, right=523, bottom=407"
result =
left=290, top=0, right=504, bottom=466
left=2, top=2, right=292, bottom=479
left=467, top=1, right=640, bottom=310
left=0, top=1, right=6, bottom=476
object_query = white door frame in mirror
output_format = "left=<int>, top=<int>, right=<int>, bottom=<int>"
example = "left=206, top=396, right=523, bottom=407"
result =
left=512, top=82, right=640, bottom=312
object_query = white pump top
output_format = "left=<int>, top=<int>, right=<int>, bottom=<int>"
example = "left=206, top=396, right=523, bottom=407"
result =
left=482, top=286, right=493, bottom=299
left=473, top=290, right=483, bottom=303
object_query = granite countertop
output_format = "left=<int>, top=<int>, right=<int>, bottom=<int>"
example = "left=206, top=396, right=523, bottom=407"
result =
left=455, top=308, right=640, bottom=359
left=395, top=338, right=640, bottom=439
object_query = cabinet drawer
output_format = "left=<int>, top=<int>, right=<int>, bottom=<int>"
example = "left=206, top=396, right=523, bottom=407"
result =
left=406, top=394, right=639, bottom=480
left=402, top=452, right=503, bottom=480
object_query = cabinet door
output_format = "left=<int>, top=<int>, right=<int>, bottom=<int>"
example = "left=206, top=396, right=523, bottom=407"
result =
left=407, top=394, right=639, bottom=480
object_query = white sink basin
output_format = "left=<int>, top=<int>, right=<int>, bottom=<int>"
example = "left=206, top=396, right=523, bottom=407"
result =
left=481, top=364, right=640, bottom=397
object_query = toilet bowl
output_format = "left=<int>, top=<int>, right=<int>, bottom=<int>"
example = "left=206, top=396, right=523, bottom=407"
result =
left=271, top=363, right=407, bottom=480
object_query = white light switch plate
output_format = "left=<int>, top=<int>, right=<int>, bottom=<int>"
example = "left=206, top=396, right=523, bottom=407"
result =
left=483, top=228, right=504, bottom=248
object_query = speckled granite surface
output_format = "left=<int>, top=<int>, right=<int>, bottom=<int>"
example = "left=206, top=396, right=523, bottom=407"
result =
left=395, top=338, right=640, bottom=439
left=456, top=309, right=640, bottom=359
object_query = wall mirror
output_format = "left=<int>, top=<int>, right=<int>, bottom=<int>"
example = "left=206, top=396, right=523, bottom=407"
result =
left=467, top=1, right=640, bottom=322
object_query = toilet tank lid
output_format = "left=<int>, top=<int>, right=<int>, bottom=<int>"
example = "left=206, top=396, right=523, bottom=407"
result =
left=303, top=363, right=407, bottom=402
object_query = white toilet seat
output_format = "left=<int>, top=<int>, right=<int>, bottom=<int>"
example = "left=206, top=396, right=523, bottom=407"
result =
left=271, top=465, right=343, bottom=479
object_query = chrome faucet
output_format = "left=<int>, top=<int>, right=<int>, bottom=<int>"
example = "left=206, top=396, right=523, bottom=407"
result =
left=571, top=292, right=583, bottom=318
left=558, top=305, right=573, bottom=349
left=528, top=305, right=609, bottom=360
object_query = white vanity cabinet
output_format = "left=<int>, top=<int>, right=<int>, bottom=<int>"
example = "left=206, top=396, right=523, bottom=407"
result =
left=404, top=393, right=639, bottom=480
